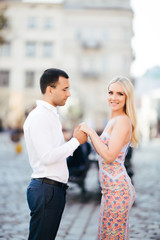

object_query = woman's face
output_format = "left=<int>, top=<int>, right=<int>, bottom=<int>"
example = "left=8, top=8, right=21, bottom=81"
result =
left=108, top=82, right=126, bottom=113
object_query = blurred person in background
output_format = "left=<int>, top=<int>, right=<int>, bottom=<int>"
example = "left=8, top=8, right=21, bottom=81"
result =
left=67, top=141, right=91, bottom=176
left=63, top=128, right=91, bottom=193
left=23, top=68, right=87, bottom=240
left=80, top=76, right=139, bottom=240
left=125, top=146, right=134, bottom=184
left=0, top=118, right=3, bottom=132
left=67, top=140, right=91, bottom=193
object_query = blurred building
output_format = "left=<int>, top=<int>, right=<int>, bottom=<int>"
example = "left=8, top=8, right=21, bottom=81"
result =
left=0, top=0, right=133, bottom=129
left=135, top=66, right=160, bottom=142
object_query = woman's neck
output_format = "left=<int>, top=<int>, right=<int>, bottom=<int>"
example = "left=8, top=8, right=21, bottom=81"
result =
left=110, top=111, right=126, bottom=119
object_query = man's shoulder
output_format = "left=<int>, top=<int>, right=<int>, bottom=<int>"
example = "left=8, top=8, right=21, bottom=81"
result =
left=23, top=106, right=45, bottom=129
left=28, top=105, right=47, bottom=117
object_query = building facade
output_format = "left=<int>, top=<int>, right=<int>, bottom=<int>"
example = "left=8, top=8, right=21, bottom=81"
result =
left=135, top=66, right=160, bottom=141
left=0, top=0, right=133, bottom=129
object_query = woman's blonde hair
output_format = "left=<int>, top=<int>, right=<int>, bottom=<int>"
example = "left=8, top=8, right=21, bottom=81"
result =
left=108, top=76, right=139, bottom=147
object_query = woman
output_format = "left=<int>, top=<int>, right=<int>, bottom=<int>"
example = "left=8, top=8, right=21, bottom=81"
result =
left=80, top=76, right=139, bottom=240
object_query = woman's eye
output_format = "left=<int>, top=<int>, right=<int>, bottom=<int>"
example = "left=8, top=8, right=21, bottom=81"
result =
left=108, top=91, right=112, bottom=94
left=119, top=92, right=124, bottom=96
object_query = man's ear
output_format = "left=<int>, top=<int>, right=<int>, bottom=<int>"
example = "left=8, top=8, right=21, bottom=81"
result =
left=46, top=86, right=53, bottom=95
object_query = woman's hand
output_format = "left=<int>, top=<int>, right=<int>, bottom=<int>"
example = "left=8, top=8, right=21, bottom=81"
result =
left=79, top=122, right=94, bottom=136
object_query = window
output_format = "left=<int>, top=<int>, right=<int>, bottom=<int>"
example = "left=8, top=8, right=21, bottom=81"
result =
left=0, top=42, right=11, bottom=57
left=25, top=71, right=35, bottom=88
left=26, top=42, right=36, bottom=57
left=27, top=17, right=37, bottom=29
left=0, top=71, right=9, bottom=87
left=80, top=28, right=102, bottom=49
left=44, top=18, right=53, bottom=29
left=43, top=42, right=53, bottom=58
left=81, top=57, right=100, bottom=78
left=103, top=29, right=109, bottom=42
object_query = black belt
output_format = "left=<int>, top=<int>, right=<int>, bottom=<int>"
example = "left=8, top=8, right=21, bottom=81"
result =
left=33, top=178, right=69, bottom=190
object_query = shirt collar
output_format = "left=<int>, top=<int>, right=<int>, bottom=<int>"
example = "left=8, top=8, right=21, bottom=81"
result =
left=36, top=100, right=59, bottom=116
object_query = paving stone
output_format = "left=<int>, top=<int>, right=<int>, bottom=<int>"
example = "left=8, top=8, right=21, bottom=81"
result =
left=0, top=132, right=160, bottom=239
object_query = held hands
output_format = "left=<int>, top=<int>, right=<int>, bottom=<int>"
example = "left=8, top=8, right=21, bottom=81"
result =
left=79, top=122, right=94, bottom=137
left=73, top=123, right=95, bottom=144
left=73, top=125, right=88, bottom=145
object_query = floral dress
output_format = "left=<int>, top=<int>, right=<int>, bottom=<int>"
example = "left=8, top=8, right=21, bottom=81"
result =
left=98, top=125, right=135, bottom=240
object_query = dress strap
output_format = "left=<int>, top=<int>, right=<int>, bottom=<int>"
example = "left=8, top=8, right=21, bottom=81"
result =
left=105, top=118, right=116, bottom=132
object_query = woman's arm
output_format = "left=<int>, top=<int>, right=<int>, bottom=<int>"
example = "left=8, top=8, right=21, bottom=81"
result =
left=80, top=117, right=130, bottom=163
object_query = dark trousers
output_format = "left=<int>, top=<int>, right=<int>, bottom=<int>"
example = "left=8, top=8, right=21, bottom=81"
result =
left=27, top=179, right=66, bottom=240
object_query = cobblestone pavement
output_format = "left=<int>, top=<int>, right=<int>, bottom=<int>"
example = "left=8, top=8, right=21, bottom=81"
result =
left=0, top=132, right=160, bottom=240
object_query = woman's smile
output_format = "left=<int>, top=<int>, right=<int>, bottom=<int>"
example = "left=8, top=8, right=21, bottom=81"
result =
left=108, top=82, right=126, bottom=113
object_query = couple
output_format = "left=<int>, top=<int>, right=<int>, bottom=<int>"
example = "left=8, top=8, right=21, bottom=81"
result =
left=23, top=68, right=139, bottom=240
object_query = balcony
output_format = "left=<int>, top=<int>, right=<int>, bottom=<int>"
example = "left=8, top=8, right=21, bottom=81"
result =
left=81, top=39, right=102, bottom=49
left=81, top=70, right=99, bottom=79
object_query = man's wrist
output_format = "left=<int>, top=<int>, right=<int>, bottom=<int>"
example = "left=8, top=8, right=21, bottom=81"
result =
left=72, top=137, right=80, bottom=146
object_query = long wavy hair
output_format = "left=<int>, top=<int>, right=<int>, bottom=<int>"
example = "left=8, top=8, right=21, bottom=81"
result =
left=108, top=76, right=139, bottom=147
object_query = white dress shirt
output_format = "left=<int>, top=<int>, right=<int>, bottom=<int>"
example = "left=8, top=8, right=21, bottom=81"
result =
left=23, top=100, right=80, bottom=183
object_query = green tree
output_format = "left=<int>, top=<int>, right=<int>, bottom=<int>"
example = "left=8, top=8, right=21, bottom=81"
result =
left=0, top=6, right=7, bottom=44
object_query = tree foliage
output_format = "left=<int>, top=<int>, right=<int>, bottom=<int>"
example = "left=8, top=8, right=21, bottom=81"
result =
left=0, top=6, right=7, bottom=44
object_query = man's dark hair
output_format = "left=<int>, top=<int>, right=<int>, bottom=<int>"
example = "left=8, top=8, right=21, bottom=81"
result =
left=40, top=68, right=69, bottom=94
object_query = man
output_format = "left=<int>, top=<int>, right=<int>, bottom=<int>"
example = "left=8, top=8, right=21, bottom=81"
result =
left=23, top=68, right=87, bottom=240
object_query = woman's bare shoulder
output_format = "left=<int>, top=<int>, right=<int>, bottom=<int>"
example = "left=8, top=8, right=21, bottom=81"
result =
left=115, top=115, right=131, bottom=131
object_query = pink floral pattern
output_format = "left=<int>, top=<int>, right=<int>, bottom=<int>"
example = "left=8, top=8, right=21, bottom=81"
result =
left=98, top=132, right=135, bottom=240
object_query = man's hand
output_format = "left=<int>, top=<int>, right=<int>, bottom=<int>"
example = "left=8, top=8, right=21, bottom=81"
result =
left=79, top=122, right=94, bottom=136
left=73, top=126, right=88, bottom=145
